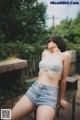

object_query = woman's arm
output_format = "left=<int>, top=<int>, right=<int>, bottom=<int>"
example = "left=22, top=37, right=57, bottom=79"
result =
left=59, top=52, right=71, bottom=108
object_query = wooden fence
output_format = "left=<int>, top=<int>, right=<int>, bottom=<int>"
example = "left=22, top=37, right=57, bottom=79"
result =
left=26, top=52, right=42, bottom=78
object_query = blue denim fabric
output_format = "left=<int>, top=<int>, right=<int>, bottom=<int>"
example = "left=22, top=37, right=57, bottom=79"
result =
left=26, top=81, right=58, bottom=109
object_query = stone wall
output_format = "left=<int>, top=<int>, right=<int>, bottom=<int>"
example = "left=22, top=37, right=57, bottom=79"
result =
left=0, top=59, right=27, bottom=88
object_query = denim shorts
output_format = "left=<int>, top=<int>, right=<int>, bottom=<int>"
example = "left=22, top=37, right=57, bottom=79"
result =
left=26, top=81, right=58, bottom=109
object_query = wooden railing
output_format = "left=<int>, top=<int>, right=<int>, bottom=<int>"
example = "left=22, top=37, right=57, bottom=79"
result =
left=26, top=52, right=42, bottom=78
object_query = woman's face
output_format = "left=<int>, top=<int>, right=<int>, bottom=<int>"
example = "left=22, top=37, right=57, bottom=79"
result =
left=48, top=41, right=57, bottom=49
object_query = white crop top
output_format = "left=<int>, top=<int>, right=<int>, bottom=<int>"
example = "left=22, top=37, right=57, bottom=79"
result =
left=39, top=51, right=63, bottom=75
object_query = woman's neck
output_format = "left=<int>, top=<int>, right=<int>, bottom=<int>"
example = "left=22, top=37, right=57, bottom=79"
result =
left=49, top=48, right=61, bottom=54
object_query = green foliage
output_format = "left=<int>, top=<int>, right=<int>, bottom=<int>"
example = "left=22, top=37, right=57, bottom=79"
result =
left=48, top=11, right=80, bottom=51
left=0, top=0, right=47, bottom=43
left=0, top=41, right=46, bottom=61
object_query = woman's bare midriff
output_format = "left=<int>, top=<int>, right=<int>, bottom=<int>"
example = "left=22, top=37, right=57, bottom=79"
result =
left=37, top=69, right=61, bottom=88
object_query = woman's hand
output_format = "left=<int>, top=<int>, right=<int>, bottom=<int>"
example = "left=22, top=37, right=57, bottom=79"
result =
left=60, top=99, right=68, bottom=109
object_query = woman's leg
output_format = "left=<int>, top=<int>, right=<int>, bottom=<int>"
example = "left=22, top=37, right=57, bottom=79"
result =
left=36, top=106, right=55, bottom=120
left=11, top=94, right=34, bottom=120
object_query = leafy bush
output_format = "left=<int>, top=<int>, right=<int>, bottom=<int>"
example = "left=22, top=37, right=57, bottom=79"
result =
left=0, top=41, right=44, bottom=61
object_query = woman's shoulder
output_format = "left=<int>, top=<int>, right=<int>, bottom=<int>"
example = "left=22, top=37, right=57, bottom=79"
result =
left=61, top=51, right=71, bottom=60
left=42, top=49, right=49, bottom=58
left=42, top=49, right=49, bottom=55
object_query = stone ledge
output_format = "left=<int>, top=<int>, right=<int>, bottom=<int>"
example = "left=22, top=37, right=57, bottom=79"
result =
left=0, top=58, right=27, bottom=73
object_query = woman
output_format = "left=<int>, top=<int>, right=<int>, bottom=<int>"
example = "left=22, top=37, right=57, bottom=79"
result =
left=10, top=36, right=70, bottom=120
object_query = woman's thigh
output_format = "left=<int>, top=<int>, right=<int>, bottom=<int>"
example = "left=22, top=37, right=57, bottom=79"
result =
left=36, top=106, right=55, bottom=120
left=11, top=94, right=34, bottom=120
